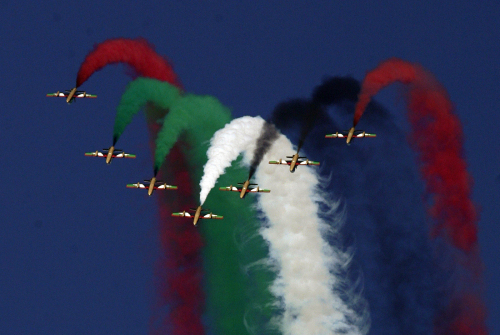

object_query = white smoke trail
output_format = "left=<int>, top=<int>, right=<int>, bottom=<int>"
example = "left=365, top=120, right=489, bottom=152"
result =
left=243, top=134, right=369, bottom=335
left=199, top=116, right=266, bottom=204
left=201, top=116, right=369, bottom=334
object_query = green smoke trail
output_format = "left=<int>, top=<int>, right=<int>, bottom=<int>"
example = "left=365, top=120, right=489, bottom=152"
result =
left=156, top=94, right=277, bottom=334
left=112, top=78, right=181, bottom=146
left=116, top=77, right=276, bottom=333
left=154, top=94, right=228, bottom=174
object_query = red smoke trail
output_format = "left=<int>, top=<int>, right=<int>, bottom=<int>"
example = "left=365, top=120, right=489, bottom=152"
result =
left=353, top=58, right=486, bottom=334
left=434, top=295, right=488, bottom=335
left=76, top=38, right=181, bottom=88
left=148, top=117, right=204, bottom=335
left=77, top=38, right=204, bottom=334
left=353, top=58, right=478, bottom=252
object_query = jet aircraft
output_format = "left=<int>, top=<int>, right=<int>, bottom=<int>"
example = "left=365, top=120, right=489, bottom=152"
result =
left=85, top=146, right=136, bottom=165
left=269, top=151, right=320, bottom=173
left=172, top=206, right=223, bottom=226
left=325, top=127, right=376, bottom=145
left=46, top=88, right=96, bottom=104
left=219, top=179, right=270, bottom=199
left=127, top=177, right=177, bottom=196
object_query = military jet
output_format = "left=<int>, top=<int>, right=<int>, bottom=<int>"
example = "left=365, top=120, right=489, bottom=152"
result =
left=85, top=146, right=136, bottom=165
left=127, top=177, right=177, bottom=196
left=269, top=151, right=320, bottom=173
left=46, top=88, right=96, bottom=104
left=325, top=127, right=376, bottom=145
left=172, top=206, right=223, bottom=226
left=219, top=179, right=270, bottom=199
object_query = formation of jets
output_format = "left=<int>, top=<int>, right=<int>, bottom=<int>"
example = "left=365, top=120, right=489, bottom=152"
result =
left=49, top=87, right=376, bottom=225
left=219, top=179, right=270, bottom=199
left=172, top=206, right=223, bottom=226
left=85, top=146, right=136, bottom=164
left=46, top=88, right=96, bottom=104
left=325, top=127, right=376, bottom=145
left=127, top=177, right=177, bottom=196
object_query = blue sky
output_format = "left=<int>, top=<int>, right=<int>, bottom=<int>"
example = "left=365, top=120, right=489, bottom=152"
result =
left=0, top=1, right=498, bottom=333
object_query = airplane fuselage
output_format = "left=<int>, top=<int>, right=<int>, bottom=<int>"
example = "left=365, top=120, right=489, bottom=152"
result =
left=106, top=146, right=115, bottom=164
left=240, top=180, right=250, bottom=199
left=290, top=153, right=299, bottom=172
left=193, top=206, right=203, bottom=226
left=148, top=177, right=157, bottom=196
left=346, top=127, right=355, bottom=145
left=66, top=87, right=77, bottom=104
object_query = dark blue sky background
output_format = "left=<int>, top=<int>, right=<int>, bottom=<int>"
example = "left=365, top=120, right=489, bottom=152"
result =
left=1, top=1, right=498, bottom=334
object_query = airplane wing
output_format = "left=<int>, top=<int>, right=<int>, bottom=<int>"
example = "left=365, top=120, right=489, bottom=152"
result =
left=201, top=213, right=223, bottom=219
left=46, top=92, right=66, bottom=97
left=112, top=153, right=136, bottom=159
left=297, top=160, right=320, bottom=166
left=249, top=188, right=270, bottom=193
left=297, top=160, right=319, bottom=165
left=75, top=92, right=97, bottom=98
left=269, top=159, right=292, bottom=165
left=126, top=183, right=147, bottom=189
left=154, top=184, right=178, bottom=190
left=172, top=212, right=192, bottom=218
left=84, top=151, right=105, bottom=157
left=325, top=132, right=346, bottom=138
left=219, top=186, right=241, bottom=192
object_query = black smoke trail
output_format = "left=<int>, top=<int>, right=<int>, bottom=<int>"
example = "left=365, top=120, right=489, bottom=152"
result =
left=270, top=100, right=323, bottom=153
left=248, top=121, right=280, bottom=179
left=271, top=76, right=451, bottom=335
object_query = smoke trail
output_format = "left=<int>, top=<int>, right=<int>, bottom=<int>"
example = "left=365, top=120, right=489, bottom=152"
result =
left=145, top=105, right=204, bottom=335
left=248, top=121, right=280, bottom=179
left=352, top=58, right=479, bottom=253
left=201, top=115, right=368, bottom=334
left=199, top=116, right=265, bottom=205
left=246, top=133, right=369, bottom=335
left=113, top=78, right=181, bottom=145
left=272, top=76, right=449, bottom=334
left=198, top=159, right=276, bottom=335
left=75, top=37, right=203, bottom=334
left=154, top=94, right=232, bottom=176
left=75, top=38, right=181, bottom=88
left=351, top=62, right=486, bottom=335
left=434, top=295, right=488, bottom=335
left=270, top=100, right=322, bottom=153
left=352, top=58, right=416, bottom=127
left=153, top=98, right=273, bottom=334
